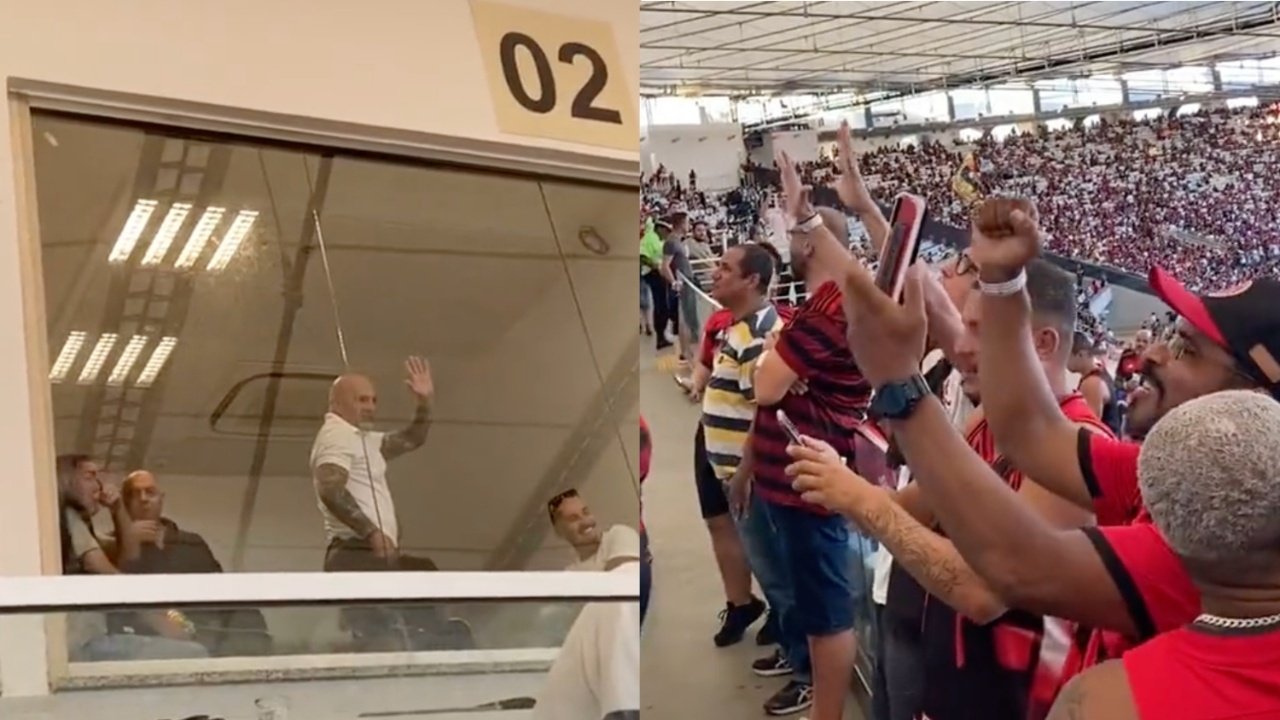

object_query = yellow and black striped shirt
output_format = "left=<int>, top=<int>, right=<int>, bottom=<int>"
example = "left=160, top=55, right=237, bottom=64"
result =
left=700, top=304, right=782, bottom=481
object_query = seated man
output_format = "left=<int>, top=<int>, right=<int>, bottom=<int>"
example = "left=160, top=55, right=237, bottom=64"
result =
left=548, top=489, right=640, bottom=572
left=533, top=549, right=640, bottom=720
left=114, top=470, right=272, bottom=657
left=57, top=454, right=207, bottom=661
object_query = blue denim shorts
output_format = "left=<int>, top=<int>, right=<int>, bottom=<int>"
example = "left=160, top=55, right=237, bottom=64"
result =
left=764, top=501, right=855, bottom=636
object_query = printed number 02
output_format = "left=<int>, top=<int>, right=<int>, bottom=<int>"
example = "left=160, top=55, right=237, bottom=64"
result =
left=498, top=32, right=623, bottom=125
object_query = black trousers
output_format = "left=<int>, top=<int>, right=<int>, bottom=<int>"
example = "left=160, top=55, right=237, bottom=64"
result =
left=324, top=538, right=469, bottom=651
left=642, top=271, right=673, bottom=348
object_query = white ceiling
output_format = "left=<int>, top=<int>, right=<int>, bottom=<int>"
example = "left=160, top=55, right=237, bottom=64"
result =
left=641, top=1, right=1280, bottom=96
left=32, top=113, right=639, bottom=573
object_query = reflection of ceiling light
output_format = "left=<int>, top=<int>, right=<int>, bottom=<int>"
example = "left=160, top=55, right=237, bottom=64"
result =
left=136, top=336, right=177, bottom=387
left=206, top=210, right=258, bottom=271
left=106, top=335, right=149, bottom=386
left=578, top=226, right=610, bottom=255
left=174, top=207, right=226, bottom=270
left=141, top=203, right=192, bottom=267
left=77, top=334, right=118, bottom=385
left=109, top=200, right=158, bottom=264
left=49, top=331, right=87, bottom=383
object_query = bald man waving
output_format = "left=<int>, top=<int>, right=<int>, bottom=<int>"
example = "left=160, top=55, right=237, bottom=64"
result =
left=312, top=357, right=446, bottom=648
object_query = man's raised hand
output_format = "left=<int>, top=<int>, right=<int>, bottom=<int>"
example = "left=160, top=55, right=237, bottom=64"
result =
left=969, top=197, right=1044, bottom=282
left=404, top=356, right=434, bottom=404
left=832, top=120, right=875, bottom=214
left=774, top=150, right=815, bottom=223
left=840, top=260, right=930, bottom=387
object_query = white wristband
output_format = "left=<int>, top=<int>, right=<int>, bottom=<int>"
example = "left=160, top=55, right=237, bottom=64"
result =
left=792, top=213, right=823, bottom=233
left=978, top=269, right=1027, bottom=297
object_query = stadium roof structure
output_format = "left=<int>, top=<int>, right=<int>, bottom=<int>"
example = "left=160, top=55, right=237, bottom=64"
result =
left=641, top=1, right=1280, bottom=97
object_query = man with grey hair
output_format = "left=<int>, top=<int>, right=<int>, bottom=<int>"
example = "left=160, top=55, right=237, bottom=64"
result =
left=1047, top=390, right=1280, bottom=718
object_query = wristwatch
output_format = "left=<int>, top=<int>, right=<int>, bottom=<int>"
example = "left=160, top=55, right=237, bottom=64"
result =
left=869, top=375, right=932, bottom=421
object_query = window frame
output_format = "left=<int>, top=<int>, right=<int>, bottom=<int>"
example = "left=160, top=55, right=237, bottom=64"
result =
left=0, top=83, right=638, bottom=696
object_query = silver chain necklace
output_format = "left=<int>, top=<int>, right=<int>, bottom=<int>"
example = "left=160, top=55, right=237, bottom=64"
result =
left=1194, top=612, right=1280, bottom=630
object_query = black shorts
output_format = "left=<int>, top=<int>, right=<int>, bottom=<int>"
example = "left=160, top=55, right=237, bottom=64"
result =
left=694, top=422, right=731, bottom=519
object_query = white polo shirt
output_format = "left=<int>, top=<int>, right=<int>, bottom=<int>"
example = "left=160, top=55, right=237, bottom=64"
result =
left=533, top=564, right=640, bottom=720
left=566, top=525, right=641, bottom=572
left=310, top=412, right=398, bottom=543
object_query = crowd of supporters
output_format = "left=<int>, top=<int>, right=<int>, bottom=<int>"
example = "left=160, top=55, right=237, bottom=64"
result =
left=642, top=106, right=1280, bottom=720
left=828, top=102, right=1280, bottom=292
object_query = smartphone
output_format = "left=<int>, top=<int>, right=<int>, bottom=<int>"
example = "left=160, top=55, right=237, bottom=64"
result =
left=874, top=193, right=926, bottom=302
left=776, top=409, right=804, bottom=445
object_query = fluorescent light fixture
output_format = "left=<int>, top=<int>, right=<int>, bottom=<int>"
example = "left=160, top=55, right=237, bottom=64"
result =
left=49, top=331, right=87, bottom=383
left=108, top=200, right=158, bottom=264
left=136, top=336, right=177, bottom=387
left=77, top=334, right=118, bottom=385
left=206, top=210, right=258, bottom=271
left=140, top=203, right=192, bottom=267
left=173, top=207, right=226, bottom=270
left=106, top=335, right=149, bottom=387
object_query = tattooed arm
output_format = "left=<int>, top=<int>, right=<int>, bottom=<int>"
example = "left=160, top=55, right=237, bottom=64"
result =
left=381, top=400, right=430, bottom=460
left=857, top=489, right=1007, bottom=624
left=315, top=463, right=377, bottom=539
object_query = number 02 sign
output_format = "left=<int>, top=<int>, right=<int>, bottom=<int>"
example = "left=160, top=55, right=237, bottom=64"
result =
left=469, top=0, right=637, bottom=152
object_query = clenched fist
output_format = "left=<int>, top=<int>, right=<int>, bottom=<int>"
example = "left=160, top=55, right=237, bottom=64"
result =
left=969, top=197, right=1044, bottom=282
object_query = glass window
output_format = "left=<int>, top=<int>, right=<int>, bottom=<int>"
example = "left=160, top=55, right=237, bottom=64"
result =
left=988, top=83, right=1034, bottom=116
left=1217, top=60, right=1262, bottom=91
left=644, top=96, right=703, bottom=125
left=1176, top=103, right=1203, bottom=116
left=1227, top=96, right=1259, bottom=110
left=956, top=127, right=984, bottom=143
left=1034, top=79, right=1075, bottom=113
left=902, top=91, right=950, bottom=123
left=1078, top=75, right=1123, bottom=107
left=1124, top=69, right=1166, bottom=102
left=950, top=88, right=990, bottom=121
left=1, top=593, right=635, bottom=703
left=1082, top=114, right=1102, bottom=128
left=1166, top=66, right=1213, bottom=94
left=1133, top=107, right=1164, bottom=122
left=31, top=112, right=638, bottom=670
left=1259, top=57, right=1280, bottom=85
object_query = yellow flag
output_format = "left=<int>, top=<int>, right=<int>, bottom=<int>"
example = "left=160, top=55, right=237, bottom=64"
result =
left=951, top=152, right=984, bottom=206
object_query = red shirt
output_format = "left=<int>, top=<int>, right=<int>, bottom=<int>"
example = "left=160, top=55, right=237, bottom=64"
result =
left=699, top=309, right=735, bottom=370
left=1125, top=623, right=1280, bottom=719
left=1058, top=522, right=1201, bottom=692
left=1077, top=431, right=1145, bottom=526
left=751, top=281, right=870, bottom=513
left=922, top=394, right=1113, bottom=720
left=639, top=415, right=650, bottom=533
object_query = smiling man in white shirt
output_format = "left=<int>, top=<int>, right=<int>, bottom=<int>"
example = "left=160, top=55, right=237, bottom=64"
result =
left=548, top=489, right=641, bottom=572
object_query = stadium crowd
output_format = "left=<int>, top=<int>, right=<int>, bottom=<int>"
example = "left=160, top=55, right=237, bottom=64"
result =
left=854, top=103, right=1280, bottom=292
left=641, top=105, right=1280, bottom=720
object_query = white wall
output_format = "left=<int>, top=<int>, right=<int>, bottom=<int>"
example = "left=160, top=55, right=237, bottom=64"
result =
left=641, top=122, right=745, bottom=190
left=0, top=0, right=637, bottom=697
left=768, top=129, right=821, bottom=163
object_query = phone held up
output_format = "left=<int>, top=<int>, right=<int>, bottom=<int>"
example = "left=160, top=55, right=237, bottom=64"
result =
left=874, top=193, right=927, bottom=303
left=777, top=409, right=804, bottom=445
